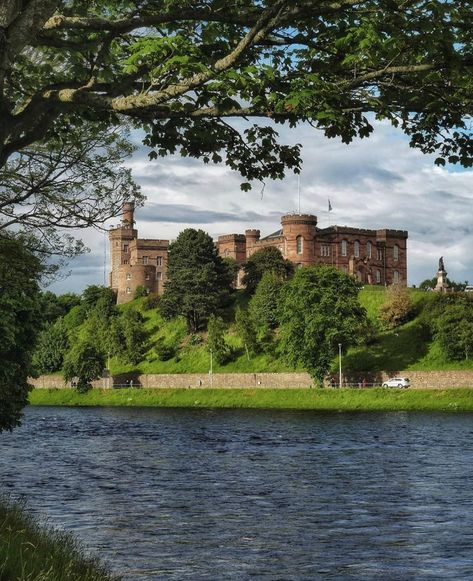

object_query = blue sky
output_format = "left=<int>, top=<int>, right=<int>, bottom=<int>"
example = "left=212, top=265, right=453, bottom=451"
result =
left=48, top=120, right=473, bottom=294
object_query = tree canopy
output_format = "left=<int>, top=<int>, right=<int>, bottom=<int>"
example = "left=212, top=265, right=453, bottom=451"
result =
left=161, top=228, right=233, bottom=332
left=0, top=232, right=43, bottom=431
left=243, top=246, right=294, bottom=294
left=1, top=0, right=471, bottom=196
left=278, top=265, right=367, bottom=384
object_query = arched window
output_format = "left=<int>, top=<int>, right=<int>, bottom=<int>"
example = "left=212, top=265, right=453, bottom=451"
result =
left=126, top=273, right=131, bottom=280
left=366, top=241, right=372, bottom=259
left=296, top=235, right=303, bottom=254
left=393, top=270, right=400, bottom=284
left=145, top=273, right=150, bottom=281
left=341, top=240, right=347, bottom=256
left=354, top=240, right=360, bottom=258
left=393, top=244, right=399, bottom=261
left=376, top=270, right=381, bottom=284
left=126, top=287, right=132, bottom=294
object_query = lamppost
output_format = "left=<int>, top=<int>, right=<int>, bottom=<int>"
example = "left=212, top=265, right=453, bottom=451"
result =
left=209, top=348, right=213, bottom=388
left=338, top=343, right=342, bottom=389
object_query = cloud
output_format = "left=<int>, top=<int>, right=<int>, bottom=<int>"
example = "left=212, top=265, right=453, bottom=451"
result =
left=47, top=119, right=473, bottom=293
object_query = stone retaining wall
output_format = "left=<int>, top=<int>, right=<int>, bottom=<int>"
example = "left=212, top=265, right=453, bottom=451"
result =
left=30, top=370, right=473, bottom=390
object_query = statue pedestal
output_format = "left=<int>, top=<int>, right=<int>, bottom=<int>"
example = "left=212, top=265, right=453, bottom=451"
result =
left=434, top=268, right=449, bottom=293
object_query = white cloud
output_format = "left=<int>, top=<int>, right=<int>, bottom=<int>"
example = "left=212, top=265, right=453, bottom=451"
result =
left=47, top=120, right=473, bottom=294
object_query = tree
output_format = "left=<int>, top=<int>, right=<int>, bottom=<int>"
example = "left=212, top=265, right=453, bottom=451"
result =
left=32, top=318, right=69, bottom=374
left=82, top=285, right=117, bottom=313
left=249, top=271, right=283, bottom=330
left=279, top=266, right=367, bottom=385
left=435, top=300, right=473, bottom=361
left=0, top=232, right=43, bottom=431
left=379, top=286, right=413, bottom=329
left=235, top=306, right=258, bottom=357
left=0, top=124, right=143, bottom=254
left=0, top=0, right=471, bottom=193
left=161, top=229, right=233, bottom=332
left=207, top=315, right=232, bottom=364
left=63, top=341, right=105, bottom=393
left=243, top=247, right=294, bottom=294
left=115, top=309, right=149, bottom=366
left=419, top=277, right=468, bottom=292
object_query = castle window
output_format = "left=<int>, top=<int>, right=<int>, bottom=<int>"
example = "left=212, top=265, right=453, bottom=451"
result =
left=156, top=272, right=162, bottom=280
left=320, top=244, right=330, bottom=257
left=224, top=249, right=229, bottom=257
left=123, top=244, right=129, bottom=253
left=377, top=247, right=384, bottom=261
left=126, top=287, right=132, bottom=294
left=393, top=244, right=399, bottom=261
left=126, top=273, right=131, bottom=280
left=366, top=241, right=372, bottom=259
left=123, top=259, right=128, bottom=265
left=297, top=263, right=303, bottom=269
left=296, top=235, right=303, bottom=254
left=143, top=255, right=149, bottom=265
left=354, top=240, right=360, bottom=258
left=157, top=256, right=162, bottom=266
left=145, top=273, right=150, bottom=281
left=393, top=270, right=400, bottom=284
left=342, top=265, right=348, bottom=274
left=341, top=240, right=347, bottom=256
left=376, top=270, right=381, bottom=284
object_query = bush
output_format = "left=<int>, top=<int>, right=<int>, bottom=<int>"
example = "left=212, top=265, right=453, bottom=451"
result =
left=155, top=341, right=176, bottom=361
left=207, top=315, right=233, bottom=364
left=379, top=286, right=413, bottom=328
left=134, top=285, right=149, bottom=299
left=142, top=293, right=160, bottom=310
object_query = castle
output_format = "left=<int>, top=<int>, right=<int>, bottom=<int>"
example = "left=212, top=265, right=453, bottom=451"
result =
left=109, top=202, right=408, bottom=304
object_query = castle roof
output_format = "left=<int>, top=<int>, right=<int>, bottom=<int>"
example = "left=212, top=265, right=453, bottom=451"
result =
left=261, top=228, right=283, bottom=241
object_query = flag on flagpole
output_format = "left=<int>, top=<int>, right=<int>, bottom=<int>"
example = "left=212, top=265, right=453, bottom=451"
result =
left=328, top=199, right=333, bottom=212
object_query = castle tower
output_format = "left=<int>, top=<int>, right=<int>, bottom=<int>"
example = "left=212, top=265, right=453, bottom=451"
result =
left=245, top=229, right=261, bottom=257
left=109, top=202, right=138, bottom=291
left=281, top=214, right=318, bottom=266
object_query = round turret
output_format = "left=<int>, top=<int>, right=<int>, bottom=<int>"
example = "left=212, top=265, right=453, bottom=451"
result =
left=281, top=214, right=317, bottom=264
left=122, top=201, right=135, bottom=227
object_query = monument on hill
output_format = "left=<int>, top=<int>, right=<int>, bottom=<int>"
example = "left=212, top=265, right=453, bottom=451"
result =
left=434, top=256, right=449, bottom=293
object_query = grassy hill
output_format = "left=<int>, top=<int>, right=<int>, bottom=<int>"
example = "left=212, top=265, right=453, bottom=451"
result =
left=107, top=286, right=473, bottom=377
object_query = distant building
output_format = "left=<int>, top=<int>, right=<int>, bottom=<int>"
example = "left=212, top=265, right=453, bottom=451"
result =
left=218, top=213, right=408, bottom=289
left=110, top=203, right=408, bottom=303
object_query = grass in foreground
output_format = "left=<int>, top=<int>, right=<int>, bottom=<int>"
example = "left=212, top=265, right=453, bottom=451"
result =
left=0, top=497, right=118, bottom=581
left=29, top=387, right=473, bottom=412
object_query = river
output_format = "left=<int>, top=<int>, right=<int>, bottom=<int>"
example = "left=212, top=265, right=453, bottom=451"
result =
left=1, top=406, right=473, bottom=579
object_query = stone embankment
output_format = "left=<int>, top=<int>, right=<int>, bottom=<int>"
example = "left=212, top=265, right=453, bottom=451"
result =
left=30, top=370, right=473, bottom=390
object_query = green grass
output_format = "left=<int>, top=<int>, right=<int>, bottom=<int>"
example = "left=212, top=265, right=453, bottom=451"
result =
left=0, top=496, right=118, bottom=581
left=29, top=387, right=473, bottom=412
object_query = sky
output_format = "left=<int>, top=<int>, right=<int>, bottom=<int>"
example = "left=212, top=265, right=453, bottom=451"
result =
left=48, top=119, right=473, bottom=295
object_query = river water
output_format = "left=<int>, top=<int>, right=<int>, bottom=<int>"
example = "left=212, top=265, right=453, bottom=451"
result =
left=1, top=406, right=473, bottom=580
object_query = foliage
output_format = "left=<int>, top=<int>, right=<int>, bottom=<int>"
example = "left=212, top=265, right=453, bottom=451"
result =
left=32, top=319, right=69, bottom=374
left=38, top=292, right=81, bottom=326
left=419, top=277, right=468, bottom=292
left=249, top=271, right=283, bottom=331
left=279, top=266, right=367, bottom=385
left=379, top=286, right=413, bottom=328
left=234, top=306, right=258, bottom=356
left=2, top=0, right=471, bottom=200
left=243, top=247, right=294, bottom=294
left=0, top=496, right=118, bottom=581
left=0, top=123, right=142, bottom=256
left=161, top=228, right=233, bottom=332
left=63, top=341, right=105, bottom=393
left=142, top=293, right=160, bottom=311
left=155, top=341, right=176, bottom=362
left=82, top=286, right=117, bottom=313
left=207, top=315, right=232, bottom=364
left=117, top=309, right=149, bottom=365
left=134, top=285, right=149, bottom=299
left=0, top=232, right=43, bottom=431
left=222, top=257, right=240, bottom=287
left=435, top=299, right=473, bottom=361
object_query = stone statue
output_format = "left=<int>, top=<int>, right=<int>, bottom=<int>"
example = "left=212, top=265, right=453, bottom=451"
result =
left=439, top=256, right=445, bottom=272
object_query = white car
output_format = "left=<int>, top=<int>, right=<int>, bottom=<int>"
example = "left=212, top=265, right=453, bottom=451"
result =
left=382, top=377, right=410, bottom=389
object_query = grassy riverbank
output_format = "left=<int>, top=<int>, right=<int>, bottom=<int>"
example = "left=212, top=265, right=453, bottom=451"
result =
left=0, top=497, right=118, bottom=581
left=29, top=387, right=473, bottom=412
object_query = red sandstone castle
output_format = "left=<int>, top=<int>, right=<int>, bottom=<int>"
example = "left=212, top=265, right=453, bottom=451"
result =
left=110, top=202, right=408, bottom=304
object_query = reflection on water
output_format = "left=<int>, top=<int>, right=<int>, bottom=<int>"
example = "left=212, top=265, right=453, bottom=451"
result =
left=1, top=406, right=473, bottom=579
